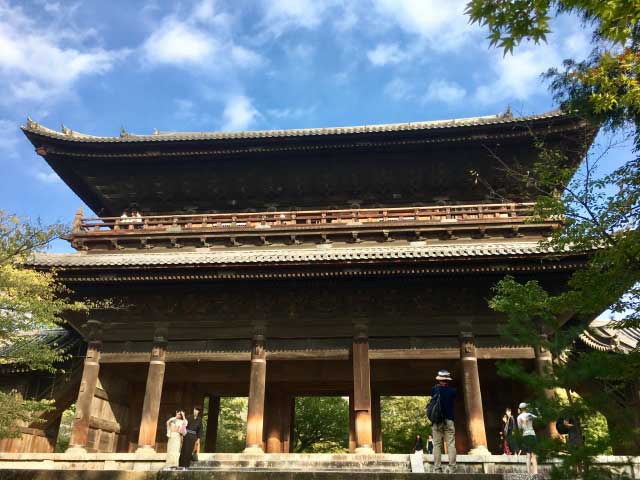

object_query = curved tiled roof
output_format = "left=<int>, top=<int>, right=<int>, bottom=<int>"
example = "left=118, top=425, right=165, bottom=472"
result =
left=21, top=110, right=566, bottom=143
left=0, top=328, right=83, bottom=370
left=28, top=241, right=569, bottom=268
left=579, top=321, right=640, bottom=354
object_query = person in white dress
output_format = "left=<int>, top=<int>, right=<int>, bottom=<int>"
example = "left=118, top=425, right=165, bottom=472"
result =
left=166, top=410, right=187, bottom=468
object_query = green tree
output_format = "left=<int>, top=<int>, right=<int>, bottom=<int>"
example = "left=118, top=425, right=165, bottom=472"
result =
left=293, top=397, right=348, bottom=453
left=0, top=211, right=86, bottom=438
left=380, top=396, right=431, bottom=454
left=215, top=397, right=247, bottom=453
left=466, top=1, right=640, bottom=478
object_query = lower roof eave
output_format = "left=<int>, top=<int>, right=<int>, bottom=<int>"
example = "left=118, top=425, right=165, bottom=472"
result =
left=40, top=256, right=589, bottom=283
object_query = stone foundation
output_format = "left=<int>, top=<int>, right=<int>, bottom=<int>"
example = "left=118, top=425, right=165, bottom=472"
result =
left=0, top=453, right=638, bottom=478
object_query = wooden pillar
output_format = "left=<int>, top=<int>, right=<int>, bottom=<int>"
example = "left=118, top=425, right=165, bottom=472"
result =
left=244, top=334, right=266, bottom=454
left=372, top=392, right=383, bottom=453
left=265, top=389, right=285, bottom=453
left=284, top=395, right=294, bottom=453
left=67, top=321, right=102, bottom=454
left=352, top=325, right=374, bottom=454
left=534, top=336, right=560, bottom=439
left=204, top=396, right=220, bottom=453
left=460, top=332, right=489, bottom=455
left=136, top=331, right=167, bottom=454
left=348, top=394, right=356, bottom=453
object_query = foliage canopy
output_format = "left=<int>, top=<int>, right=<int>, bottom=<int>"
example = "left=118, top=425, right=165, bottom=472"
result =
left=467, top=1, right=640, bottom=477
left=0, top=212, right=85, bottom=438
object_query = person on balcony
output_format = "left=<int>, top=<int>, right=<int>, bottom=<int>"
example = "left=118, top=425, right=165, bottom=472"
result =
left=131, top=209, right=143, bottom=228
left=118, top=210, right=131, bottom=229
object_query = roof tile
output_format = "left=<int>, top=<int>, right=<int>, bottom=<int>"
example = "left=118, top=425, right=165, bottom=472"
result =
left=27, top=241, right=562, bottom=268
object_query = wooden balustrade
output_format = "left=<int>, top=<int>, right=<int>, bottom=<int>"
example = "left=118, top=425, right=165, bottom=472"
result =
left=73, top=203, right=535, bottom=235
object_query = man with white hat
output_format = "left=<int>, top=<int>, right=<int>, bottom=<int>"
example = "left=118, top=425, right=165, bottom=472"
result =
left=430, top=369, right=457, bottom=473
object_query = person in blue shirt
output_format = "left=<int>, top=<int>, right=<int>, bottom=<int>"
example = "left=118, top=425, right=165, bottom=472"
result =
left=430, top=370, right=457, bottom=473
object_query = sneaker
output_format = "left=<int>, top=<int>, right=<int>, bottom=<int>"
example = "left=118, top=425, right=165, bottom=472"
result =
left=447, top=465, right=457, bottom=474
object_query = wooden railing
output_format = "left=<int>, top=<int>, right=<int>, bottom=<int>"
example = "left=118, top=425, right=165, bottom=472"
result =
left=72, top=203, right=535, bottom=235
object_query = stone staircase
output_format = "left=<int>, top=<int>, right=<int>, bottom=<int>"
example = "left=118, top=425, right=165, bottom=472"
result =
left=190, top=453, right=411, bottom=473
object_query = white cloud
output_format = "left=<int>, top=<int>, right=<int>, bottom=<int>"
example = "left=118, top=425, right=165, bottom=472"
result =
left=474, top=45, right=559, bottom=104
left=221, top=95, right=260, bottom=131
left=43, top=2, right=61, bottom=13
left=424, top=79, right=466, bottom=104
left=143, top=20, right=215, bottom=66
left=192, top=0, right=216, bottom=23
left=261, top=0, right=329, bottom=35
left=367, top=43, right=406, bottom=66
left=383, top=78, right=466, bottom=104
left=0, top=1, right=126, bottom=102
left=473, top=16, right=593, bottom=105
left=141, top=2, right=261, bottom=71
left=230, top=45, right=263, bottom=68
left=383, top=78, right=414, bottom=101
left=371, top=0, right=479, bottom=51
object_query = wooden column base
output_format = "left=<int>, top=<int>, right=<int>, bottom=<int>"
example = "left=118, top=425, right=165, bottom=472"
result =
left=354, top=446, right=376, bottom=455
left=64, top=446, right=88, bottom=455
left=243, top=446, right=265, bottom=454
left=134, top=446, right=157, bottom=456
left=468, top=445, right=491, bottom=456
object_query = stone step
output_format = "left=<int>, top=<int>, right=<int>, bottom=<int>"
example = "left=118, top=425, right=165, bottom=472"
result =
left=190, top=458, right=410, bottom=472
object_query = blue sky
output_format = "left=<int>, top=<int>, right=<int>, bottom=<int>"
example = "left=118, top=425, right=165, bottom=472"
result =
left=0, top=0, right=616, bottom=253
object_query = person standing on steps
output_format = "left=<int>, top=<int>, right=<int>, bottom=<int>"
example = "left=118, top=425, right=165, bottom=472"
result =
left=165, top=410, right=187, bottom=469
left=179, top=406, right=202, bottom=469
left=503, top=407, right=517, bottom=455
left=414, top=434, right=424, bottom=454
left=517, top=402, right=538, bottom=477
left=427, top=434, right=434, bottom=455
left=428, top=370, right=457, bottom=473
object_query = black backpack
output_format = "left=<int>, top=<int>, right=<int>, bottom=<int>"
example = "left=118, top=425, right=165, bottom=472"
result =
left=426, top=386, right=445, bottom=425
left=556, top=418, right=571, bottom=435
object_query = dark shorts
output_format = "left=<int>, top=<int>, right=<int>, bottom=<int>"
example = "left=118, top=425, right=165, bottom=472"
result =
left=521, top=435, right=537, bottom=453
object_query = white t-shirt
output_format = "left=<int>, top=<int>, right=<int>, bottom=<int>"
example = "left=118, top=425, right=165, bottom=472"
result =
left=517, top=412, right=536, bottom=436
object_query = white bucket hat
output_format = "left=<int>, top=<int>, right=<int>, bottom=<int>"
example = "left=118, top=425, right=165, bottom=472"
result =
left=518, top=402, right=528, bottom=409
left=436, top=369, right=452, bottom=381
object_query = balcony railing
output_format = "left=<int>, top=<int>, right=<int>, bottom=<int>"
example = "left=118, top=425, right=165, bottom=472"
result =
left=69, top=202, right=552, bottom=250
left=73, top=203, right=534, bottom=234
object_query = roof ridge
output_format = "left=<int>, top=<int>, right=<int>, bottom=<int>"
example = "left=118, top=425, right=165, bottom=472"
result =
left=21, top=110, right=565, bottom=143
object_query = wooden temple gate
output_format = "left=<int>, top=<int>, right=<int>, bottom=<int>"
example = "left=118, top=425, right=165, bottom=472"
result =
left=55, top=274, right=567, bottom=456
left=6, top=109, right=601, bottom=455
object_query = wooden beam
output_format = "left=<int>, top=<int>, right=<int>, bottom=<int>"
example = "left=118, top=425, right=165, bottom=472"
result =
left=369, top=348, right=459, bottom=360
left=100, top=346, right=534, bottom=363
left=93, top=387, right=129, bottom=405
left=267, top=350, right=349, bottom=361
left=89, top=416, right=121, bottom=434
left=477, top=347, right=534, bottom=359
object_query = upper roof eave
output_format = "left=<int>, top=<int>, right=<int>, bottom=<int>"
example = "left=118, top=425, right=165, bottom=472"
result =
left=20, top=110, right=574, bottom=144
left=26, top=240, right=586, bottom=269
